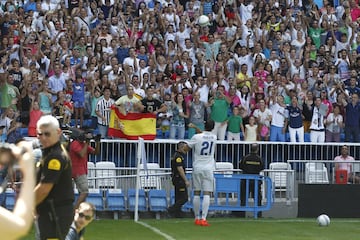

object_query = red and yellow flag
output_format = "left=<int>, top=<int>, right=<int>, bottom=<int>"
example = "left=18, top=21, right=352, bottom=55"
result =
left=108, top=106, right=156, bottom=140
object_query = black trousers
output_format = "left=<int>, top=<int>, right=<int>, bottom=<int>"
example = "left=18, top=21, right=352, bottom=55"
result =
left=238, top=180, right=262, bottom=217
left=169, top=178, right=188, bottom=216
left=37, top=204, right=74, bottom=240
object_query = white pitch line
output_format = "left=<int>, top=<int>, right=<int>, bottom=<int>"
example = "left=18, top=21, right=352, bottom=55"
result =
left=136, top=221, right=176, bottom=240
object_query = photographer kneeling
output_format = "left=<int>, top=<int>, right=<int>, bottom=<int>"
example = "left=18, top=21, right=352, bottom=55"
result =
left=69, top=132, right=100, bottom=209
left=0, top=142, right=35, bottom=239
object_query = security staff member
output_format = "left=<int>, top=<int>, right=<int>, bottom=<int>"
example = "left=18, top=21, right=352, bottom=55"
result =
left=34, top=115, right=74, bottom=240
left=168, top=141, right=190, bottom=217
left=239, top=143, right=264, bottom=217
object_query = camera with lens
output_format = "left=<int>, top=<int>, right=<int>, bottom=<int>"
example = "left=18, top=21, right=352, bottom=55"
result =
left=94, top=134, right=101, bottom=142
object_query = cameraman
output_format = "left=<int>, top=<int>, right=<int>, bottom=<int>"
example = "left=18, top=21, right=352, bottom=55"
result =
left=69, top=132, right=100, bottom=209
left=0, top=142, right=35, bottom=239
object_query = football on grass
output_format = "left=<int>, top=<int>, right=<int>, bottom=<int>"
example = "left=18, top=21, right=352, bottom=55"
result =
left=317, top=214, right=330, bottom=226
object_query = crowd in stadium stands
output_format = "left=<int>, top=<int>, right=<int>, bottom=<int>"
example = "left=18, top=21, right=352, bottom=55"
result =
left=0, top=0, right=360, bottom=143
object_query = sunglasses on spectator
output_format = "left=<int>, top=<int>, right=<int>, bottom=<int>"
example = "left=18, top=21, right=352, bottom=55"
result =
left=37, top=132, right=52, bottom=137
left=78, top=212, right=92, bottom=221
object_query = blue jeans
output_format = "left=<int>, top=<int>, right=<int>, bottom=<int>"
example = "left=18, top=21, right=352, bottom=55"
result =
left=270, top=125, right=286, bottom=142
left=170, top=124, right=185, bottom=139
left=97, top=124, right=109, bottom=139
left=345, top=126, right=360, bottom=142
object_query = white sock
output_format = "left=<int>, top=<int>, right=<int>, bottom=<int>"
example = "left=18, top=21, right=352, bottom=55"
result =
left=193, top=195, right=200, bottom=219
left=202, top=195, right=210, bottom=220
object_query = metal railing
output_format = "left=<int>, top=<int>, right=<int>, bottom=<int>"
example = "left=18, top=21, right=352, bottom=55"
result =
left=89, top=140, right=360, bottom=169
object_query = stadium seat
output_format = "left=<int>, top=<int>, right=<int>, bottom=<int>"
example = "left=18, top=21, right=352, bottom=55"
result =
left=268, top=162, right=294, bottom=199
left=5, top=188, right=16, bottom=210
left=95, top=161, right=117, bottom=188
left=87, top=188, right=104, bottom=211
left=106, top=189, right=126, bottom=219
left=148, top=189, right=168, bottom=212
left=215, top=162, right=234, bottom=174
left=139, top=163, right=161, bottom=190
left=269, top=162, right=291, bottom=190
left=127, top=189, right=147, bottom=212
left=305, top=163, right=329, bottom=184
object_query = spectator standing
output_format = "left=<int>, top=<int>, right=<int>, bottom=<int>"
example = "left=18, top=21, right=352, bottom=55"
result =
left=72, top=75, right=85, bottom=128
left=95, top=88, right=115, bottom=139
left=188, top=120, right=217, bottom=227
left=309, top=97, right=326, bottom=143
left=115, top=85, right=144, bottom=115
left=226, top=106, right=245, bottom=141
left=239, top=143, right=264, bottom=218
left=168, top=141, right=190, bottom=218
left=0, top=73, right=20, bottom=111
left=169, top=93, right=189, bottom=139
left=38, top=82, right=52, bottom=115
left=34, top=115, right=74, bottom=240
left=244, top=116, right=258, bottom=141
left=188, top=92, right=207, bottom=139
left=65, top=202, right=96, bottom=240
left=69, top=132, right=100, bottom=209
left=287, top=96, right=304, bottom=142
left=253, top=99, right=272, bottom=141
left=48, top=64, right=66, bottom=102
left=342, top=92, right=360, bottom=142
left=302, top=91, right=315, bottom=133
left=325, top=104, right=344, bottom=142
left=269, top=95, right=288, bottom=142
left=90, top=88, right=102, bottom=130
left=28, top=99, right=42, bottom=137
left=141, top=87, right=167, bottom=115
left=210, top=85, right=231, bottom=140
left=62, top=93, right=73, bottom=127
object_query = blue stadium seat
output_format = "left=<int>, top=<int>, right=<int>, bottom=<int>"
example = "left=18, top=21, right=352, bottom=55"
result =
left=106, top=189, right=126, bottom=211
left=5, top=188, right=16, bottom=210
left=148, top=189, right=167, bottom=212
left=106, top=189, right=126, bottom=219
left=87, top=189, right=104, bottom=211
left=127, top=189, right=147, bottom=211
left=170, top=189, right=175, bottom=205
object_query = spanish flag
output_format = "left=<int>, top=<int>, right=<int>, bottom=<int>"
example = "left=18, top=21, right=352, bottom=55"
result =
left=108, top=106, right=157, bottom=140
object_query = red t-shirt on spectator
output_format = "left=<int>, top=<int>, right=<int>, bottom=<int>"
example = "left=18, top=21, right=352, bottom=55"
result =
left=69, top=140, right=95, bottom=178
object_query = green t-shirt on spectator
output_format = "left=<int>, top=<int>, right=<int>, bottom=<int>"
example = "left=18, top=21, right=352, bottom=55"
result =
left=211, top=98, right=229, bottom=123
left=308, top=27, right=324, bottom=49
left=227, top=115, right=243, bottom=133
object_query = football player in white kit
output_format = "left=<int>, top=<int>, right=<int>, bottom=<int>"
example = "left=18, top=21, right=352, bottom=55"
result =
left=188, top=120, right=216, bottom=226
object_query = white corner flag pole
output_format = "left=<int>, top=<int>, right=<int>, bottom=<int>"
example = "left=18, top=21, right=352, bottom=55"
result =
left=134, top=137, right=146, bottom=222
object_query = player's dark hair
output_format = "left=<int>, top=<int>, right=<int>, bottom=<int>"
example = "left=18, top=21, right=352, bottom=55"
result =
left=250, top=143, right=259, bottom=153
left=205, top=120, right=215, bottom=131
left=177, top=141, right=187, bottom=149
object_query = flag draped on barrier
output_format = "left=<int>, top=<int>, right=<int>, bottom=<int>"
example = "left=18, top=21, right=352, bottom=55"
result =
left=108, top=106, right=157, bottom=140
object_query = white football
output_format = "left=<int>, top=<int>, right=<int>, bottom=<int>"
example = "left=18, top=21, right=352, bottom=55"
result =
left=198, top=15, right=210, bottom=27
left=317, top=214, right=330, bottom=226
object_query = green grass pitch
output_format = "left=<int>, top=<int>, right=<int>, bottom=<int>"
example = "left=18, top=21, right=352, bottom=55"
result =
left=20, top=218, right=360, bottom=240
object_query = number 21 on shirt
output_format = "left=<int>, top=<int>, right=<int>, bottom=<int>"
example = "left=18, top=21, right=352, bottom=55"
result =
left=200, top=141, right=214, bottom=156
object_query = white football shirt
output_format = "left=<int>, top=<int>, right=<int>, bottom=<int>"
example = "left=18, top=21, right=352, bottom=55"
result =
left=188, top=131, right=217, bottom=171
